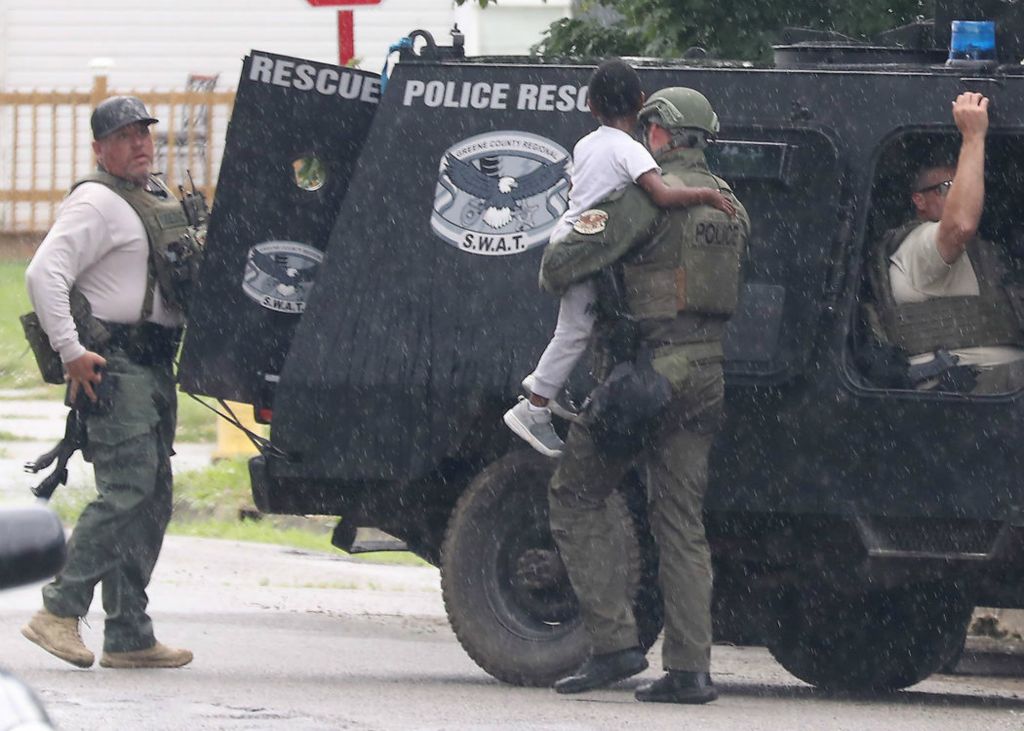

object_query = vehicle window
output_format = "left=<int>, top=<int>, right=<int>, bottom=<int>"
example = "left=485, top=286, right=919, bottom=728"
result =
left=716, top=127, right=841, bottom=384
left=852, top=131, right=1024, bottom=396
left=707, top=140, right=790, bottom=183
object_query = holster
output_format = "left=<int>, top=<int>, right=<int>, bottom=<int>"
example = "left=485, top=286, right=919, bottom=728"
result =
left=583, top=349, right=673, bottom=454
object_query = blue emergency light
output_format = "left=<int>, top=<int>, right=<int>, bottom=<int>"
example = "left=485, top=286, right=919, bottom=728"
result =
left=948, top=20, right=996, bottom=61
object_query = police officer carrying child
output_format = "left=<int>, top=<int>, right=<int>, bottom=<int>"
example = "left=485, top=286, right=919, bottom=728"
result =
left=21, top=96, right=199, bottom=669
left=540, top=87, right=749, bottom=703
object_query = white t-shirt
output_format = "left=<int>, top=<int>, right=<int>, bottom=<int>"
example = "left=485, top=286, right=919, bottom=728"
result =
left=549, top=125, right=659, bottom=243
left=889, top=220, right=1024, bottom=367
left=25, top=181, right=183, bottom=363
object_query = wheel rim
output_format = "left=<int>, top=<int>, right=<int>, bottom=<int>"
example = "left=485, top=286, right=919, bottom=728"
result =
left=483, top=487, right=580, bottom=640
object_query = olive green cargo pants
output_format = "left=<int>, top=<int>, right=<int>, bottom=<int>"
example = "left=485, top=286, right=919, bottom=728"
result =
left=42, top=351, right=176, bottom=653
left=549, top=355, right=723, bottom=672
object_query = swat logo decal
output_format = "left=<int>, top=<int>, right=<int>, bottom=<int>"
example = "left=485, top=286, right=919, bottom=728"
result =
left=431, top=131, right=570, bottom=256
left=242, top=241, right=323, bottom=314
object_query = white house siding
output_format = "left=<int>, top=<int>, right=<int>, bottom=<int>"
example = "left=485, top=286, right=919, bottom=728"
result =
left=0, top=0, right=569, bottom=91
left=0, top=0, right=570, bottom=230
left=453, top=0, right=572, bottom=57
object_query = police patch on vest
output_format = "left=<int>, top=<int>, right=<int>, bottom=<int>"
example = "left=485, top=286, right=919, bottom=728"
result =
left=430, top=131, right=570, bottom=256
left=573, top=209, right=608, bottom=235
left=689, top=216, right=743, bottom=248
left=242, top=241, right=323, bottom=314
left=156, top=209, right=188, bottom=229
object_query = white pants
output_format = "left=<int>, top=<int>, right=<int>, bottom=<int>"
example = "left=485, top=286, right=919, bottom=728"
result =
left=530, top=279, right=596, bottom=400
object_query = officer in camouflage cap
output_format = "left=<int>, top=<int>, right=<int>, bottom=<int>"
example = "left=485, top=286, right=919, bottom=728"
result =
left=90, top=96, right=159, bottom=140
left=21, top=96, right=195, bottom=670
left=541, top=87, right=749, bottom=703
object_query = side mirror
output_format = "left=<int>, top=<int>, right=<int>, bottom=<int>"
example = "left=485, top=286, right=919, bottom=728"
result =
left=0, top=506, right=66, bottom=590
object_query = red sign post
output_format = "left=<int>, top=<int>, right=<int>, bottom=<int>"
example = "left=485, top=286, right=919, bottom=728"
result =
left=306, top=0, right=384, bottom=66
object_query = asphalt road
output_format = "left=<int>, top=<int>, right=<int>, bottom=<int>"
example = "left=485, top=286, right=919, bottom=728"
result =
left=4, top=394, right=1024, bottom=729
left=4, top=536, right=1024, bottom=731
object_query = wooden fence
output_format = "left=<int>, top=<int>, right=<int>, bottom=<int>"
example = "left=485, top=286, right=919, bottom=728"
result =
left=0, top=74, right=236, bottom=234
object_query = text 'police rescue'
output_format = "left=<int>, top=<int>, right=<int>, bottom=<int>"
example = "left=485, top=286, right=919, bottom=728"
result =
left=248, top=54, right=589, bottom=113
left=403, top=80, right=588, bottom=112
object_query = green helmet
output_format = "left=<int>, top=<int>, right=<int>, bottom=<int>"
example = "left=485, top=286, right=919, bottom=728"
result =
left=638, top=87, right=720, bottom=137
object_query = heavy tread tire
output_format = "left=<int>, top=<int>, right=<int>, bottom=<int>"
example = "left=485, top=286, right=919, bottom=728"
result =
left=767, top=581, right=973, bottom=691
left=440, top=449, right=658, bottom=687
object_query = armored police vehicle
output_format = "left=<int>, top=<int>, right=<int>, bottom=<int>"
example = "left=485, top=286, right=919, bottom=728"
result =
left=180, top=1, right=1024, bottom=691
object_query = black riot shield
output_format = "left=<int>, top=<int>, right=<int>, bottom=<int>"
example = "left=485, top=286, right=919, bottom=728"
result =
left=178, top=51, right=380, bottom=405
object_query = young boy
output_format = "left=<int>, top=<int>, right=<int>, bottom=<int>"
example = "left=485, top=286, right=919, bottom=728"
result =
left=503, top=58, right=735, bottom=457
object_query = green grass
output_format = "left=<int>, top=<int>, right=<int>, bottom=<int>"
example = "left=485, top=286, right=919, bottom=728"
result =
left=49, top=457, right=428, bottom=567
left=0, top=260, right=40, bottom=389
left=169, top=519, right=334, bottom=552
left=175, top=393, right=218, bottom=443
left=175, top=457, right=251, bottom=508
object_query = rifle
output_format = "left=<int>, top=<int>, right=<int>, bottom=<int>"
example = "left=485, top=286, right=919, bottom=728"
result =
left=592, top=266, right=639, bottom=368
left=24, top=409, right=86, bottom=501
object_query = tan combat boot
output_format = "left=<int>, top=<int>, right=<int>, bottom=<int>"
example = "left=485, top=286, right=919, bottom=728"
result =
left=100, top=641, right=193, bottom=669
left=21, top=609, right=95, bottom=668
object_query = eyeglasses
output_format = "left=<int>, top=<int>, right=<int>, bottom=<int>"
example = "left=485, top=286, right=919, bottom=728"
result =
left=916, top=179, right=953, bottom=196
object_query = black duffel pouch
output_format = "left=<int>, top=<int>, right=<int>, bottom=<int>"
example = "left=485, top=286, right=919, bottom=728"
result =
left=20, top=311, right=64, bottom=385
left=583, top=352, right=673, bottom=453
left=21, top=289, right=110, bottom=386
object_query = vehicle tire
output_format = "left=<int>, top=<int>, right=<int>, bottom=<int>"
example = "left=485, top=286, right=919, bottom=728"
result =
left=440, top=449, right=661, bottom=687
left=767, top=581, right=973, bottom=691
left=938, top=615, right=970, bottom=674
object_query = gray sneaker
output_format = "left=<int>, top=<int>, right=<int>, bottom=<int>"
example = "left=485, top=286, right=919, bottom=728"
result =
left=521, top=375, right=579, bottom=423
left=503, top=398, right=565, bottom=457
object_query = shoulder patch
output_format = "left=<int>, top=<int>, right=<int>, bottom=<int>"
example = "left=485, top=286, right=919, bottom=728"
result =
left=574, top=209, right=608, bottom=235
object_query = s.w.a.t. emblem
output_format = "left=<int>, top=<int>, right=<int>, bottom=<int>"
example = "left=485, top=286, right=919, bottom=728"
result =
left=431, top=131, right=571, bottom=256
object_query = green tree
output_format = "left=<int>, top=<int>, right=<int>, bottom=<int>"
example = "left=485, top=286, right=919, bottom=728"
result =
left=454, top=0, right=931, bottom=61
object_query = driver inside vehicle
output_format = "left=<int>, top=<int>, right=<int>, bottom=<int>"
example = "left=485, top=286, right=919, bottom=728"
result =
left=866, top=91, right=1024, bottom=394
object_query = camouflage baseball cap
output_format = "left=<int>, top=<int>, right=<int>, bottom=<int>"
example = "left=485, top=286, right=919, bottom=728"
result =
left=90, top=96, right=158, bottom=140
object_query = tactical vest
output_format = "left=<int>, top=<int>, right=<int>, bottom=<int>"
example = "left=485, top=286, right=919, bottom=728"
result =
left=620, top=149, right=749, bottom=346
left=871, top=220, right=1023, bottom=355
left=72, top=170, right=202, bottom=316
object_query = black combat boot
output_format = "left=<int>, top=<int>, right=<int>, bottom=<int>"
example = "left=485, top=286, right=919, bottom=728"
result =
left=634, top=670, right=718, bottom=704
left=553, top=647, right=648, bottom=694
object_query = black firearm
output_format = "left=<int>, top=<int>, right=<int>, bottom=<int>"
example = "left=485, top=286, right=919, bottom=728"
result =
left=592, top=266, right=640, bottom=367
left=24, top=409, right=86, bottom=501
